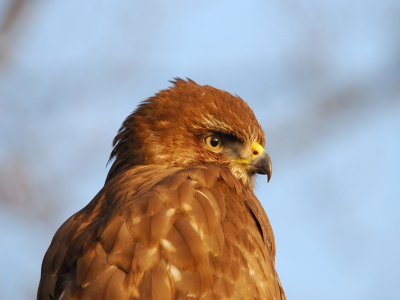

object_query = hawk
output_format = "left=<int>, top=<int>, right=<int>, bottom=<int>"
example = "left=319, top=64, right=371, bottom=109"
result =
left=38, top=79, right=286, bottom=300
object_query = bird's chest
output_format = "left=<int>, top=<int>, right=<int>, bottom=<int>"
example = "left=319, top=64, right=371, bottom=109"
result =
left=202, top=198, right=279, bottom=299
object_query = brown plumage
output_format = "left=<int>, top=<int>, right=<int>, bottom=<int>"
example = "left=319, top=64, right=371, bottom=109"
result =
left=38, top=78, right=285, bottom=300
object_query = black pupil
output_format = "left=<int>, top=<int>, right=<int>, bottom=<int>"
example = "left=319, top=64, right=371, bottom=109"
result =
left=210, top=137, right=219, bottom=147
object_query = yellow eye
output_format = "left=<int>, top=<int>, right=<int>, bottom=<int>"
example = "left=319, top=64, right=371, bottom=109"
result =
left=204, top=135, right=223, bottom=150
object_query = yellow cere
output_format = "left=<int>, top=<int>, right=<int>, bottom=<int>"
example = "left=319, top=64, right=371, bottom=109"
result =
left=251, top=142, right=264, bottom=159
left=235, top=142, right=265, bottom=164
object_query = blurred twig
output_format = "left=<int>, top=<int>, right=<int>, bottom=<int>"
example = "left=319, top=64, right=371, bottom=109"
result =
left=0, top=155, right=54, bottom=221
left=0, top=0, right=32, bottom=69
left=265, top=70, right=400, bottom=162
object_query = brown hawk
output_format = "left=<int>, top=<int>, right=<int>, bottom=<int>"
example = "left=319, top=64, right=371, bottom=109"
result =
left=38, top=79, right=286, bottom=300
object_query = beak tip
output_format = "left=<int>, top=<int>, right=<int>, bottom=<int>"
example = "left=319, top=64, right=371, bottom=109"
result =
left=248, top=150, right=272, bottom=181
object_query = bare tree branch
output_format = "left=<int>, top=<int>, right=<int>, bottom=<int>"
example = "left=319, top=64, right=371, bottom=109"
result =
left=0, top=0, right=33, bottom=68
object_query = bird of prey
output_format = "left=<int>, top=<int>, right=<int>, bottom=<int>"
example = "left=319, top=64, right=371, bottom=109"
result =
left=38, top=78, right=285, bottom=300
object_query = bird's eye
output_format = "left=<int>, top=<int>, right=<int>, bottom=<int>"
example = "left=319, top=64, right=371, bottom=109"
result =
left=204, top=135, right=223, bottom=151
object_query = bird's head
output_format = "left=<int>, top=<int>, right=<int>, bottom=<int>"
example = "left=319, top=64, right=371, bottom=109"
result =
left=107, top=78, right=271, bottom=189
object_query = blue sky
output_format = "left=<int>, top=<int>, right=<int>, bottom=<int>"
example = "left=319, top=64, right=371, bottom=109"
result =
left=0, top=1, right=399, bottom=299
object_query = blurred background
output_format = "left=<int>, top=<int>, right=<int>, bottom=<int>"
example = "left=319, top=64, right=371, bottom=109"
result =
left=0, top=0, right=399, bottom=299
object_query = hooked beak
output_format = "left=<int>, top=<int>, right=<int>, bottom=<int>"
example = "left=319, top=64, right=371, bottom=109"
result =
left=248, top=149, right=272, bottom=182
